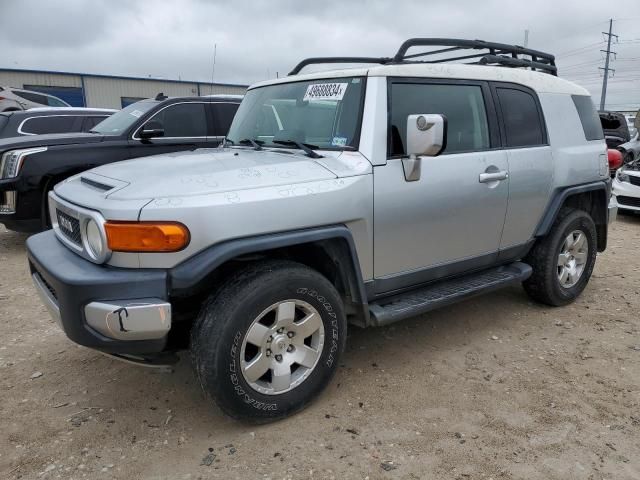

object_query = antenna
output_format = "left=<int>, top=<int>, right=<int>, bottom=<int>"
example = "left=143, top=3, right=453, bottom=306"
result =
left=210, top=43, right=217, bottom=95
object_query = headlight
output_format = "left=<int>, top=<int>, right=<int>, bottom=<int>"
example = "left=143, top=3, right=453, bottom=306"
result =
left=84, top=218, right=105, bottom=260
left=0, top=147, right=47, bottom=179
left=616, top=169, right=630, bottom=183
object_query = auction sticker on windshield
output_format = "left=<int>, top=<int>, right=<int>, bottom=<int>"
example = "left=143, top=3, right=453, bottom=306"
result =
left=303, top=83, right=348, bottom=102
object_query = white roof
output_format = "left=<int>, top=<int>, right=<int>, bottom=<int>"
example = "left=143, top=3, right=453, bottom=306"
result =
left=24, top=107, right=118, bottom=113
left=251, top=63, right=589, bottom=96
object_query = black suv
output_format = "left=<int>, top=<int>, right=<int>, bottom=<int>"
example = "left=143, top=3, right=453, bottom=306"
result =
left=0, top=107, right=116, bottom=139
left=0, top=94, right=242, bottom=232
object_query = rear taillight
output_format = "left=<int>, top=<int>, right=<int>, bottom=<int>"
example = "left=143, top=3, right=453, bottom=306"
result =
left=608, top=149, right=623, bottom=170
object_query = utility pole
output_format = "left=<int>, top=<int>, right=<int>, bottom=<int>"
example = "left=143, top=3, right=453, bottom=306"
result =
left=524, top=29, right=529, bottom=48
left=599, top=19, right=618, bottom=111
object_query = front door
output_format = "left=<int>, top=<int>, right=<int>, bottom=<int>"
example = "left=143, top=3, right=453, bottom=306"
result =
left=373, top=79, right=508, bottom=293
left=127, top=101, right=213, bottom=158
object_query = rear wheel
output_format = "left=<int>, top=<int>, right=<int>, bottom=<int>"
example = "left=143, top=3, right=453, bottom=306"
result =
left=523, top=209, right=597, bottom=306
left=191, top=261, right=346, bottom=422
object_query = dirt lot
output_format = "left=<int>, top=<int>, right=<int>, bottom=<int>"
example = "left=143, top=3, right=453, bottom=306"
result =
left=1, top=217, right=639, bottom=480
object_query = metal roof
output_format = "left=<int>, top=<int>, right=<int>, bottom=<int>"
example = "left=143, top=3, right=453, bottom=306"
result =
left=0, top=67, right=249, bottom=89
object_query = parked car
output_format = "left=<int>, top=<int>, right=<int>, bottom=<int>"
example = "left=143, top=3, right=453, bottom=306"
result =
left=613, top=157, right=640, bottom=212
left=27, top=38, right=614, bottom=422
left=618, top=110, right=640, bottom=164
left=0, top=94, right=241, bottom=231
left=0, top=107, right=116, bottom=139
left=599, top=110, right=631, bottom=149
left=0, top=86, right=71, bottom=111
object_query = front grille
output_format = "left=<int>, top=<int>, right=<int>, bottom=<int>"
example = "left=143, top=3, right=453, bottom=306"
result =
left=629, top=175, right=640, bottom=187
left=56, top=209, right=81, bottom=245
left=617, top=195, right=640, bottom=208
left=34, top=272, right=57, bottom=300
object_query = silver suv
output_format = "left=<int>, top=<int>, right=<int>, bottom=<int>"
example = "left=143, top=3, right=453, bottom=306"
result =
left=0, top=86, right=71, bottom=111
left=27, top=39, right=615, bottom=421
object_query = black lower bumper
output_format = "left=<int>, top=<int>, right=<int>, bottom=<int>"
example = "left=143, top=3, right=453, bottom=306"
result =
left=27, top=230, right=169, bottom=355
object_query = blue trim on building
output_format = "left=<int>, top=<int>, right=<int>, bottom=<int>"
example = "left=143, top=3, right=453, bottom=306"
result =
left=0, top=67, right=248, bottom=89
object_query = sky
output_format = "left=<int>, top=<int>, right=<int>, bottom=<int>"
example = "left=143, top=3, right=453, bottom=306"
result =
left=1, top=0, right=639, bottom=110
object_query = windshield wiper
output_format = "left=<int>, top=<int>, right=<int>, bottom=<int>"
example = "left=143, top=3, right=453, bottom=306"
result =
left=272, top=139, right=323, bottom=158
left=238, top=138, right=264, bottom=150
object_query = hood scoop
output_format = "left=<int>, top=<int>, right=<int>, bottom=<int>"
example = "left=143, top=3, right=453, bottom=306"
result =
left=80, top=176, right=115, bottom=192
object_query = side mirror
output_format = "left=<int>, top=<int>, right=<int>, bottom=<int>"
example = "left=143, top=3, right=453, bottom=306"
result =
left=139, top=121, right=165, bottom=139
left=402, top=114, right=447, bottom=182
left=634, top=110, right=640, bottom=130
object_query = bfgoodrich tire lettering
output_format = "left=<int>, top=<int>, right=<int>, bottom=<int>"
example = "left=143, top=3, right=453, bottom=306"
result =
left=190, top=260, right=346, bottom=422
left=523, top=209, right=597, bottom=306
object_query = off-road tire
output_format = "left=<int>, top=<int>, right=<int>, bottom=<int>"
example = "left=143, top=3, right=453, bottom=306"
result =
left=190, top=260, right=346, bottom=422
left=523, top=208, right=597, bottom=306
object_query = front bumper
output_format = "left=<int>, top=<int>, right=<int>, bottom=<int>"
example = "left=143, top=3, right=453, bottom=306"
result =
left=27, top=230, right=171, bottom=355
left=612, top=177, right=640, bottom=211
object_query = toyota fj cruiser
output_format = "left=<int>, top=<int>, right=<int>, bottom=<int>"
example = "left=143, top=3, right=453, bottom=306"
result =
left=27, top=39, right=616, bottom=421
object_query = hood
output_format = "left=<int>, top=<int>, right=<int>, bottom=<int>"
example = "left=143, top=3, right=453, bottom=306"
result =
left=85, top=147, right=342, bottom=201
left=0, top=132, right=105, bottom=151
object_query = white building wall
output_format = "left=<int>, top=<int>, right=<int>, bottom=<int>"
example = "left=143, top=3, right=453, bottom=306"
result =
left=84, top=77, right=199, bottom=109
left=0, top=71, right=82, bottom=89
left=0, top=69, right=247, bottom=109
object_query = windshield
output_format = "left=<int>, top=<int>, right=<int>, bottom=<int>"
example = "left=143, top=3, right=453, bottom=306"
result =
left=227, top=77, right=365, bottom=150
left=91, top=100, right=157, bottom=135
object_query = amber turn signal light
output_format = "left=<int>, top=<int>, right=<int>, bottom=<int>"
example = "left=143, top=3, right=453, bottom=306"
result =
left=105, top=221, right=190, bottom=252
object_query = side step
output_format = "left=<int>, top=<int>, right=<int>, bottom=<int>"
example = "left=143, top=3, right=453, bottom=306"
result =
left=369, top=262, right=532, bottom=327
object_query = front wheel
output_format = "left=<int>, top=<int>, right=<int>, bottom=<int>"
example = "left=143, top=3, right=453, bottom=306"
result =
left=191, top=261, right=346, bottom=422
left=523, top=209, right=597, bottom=306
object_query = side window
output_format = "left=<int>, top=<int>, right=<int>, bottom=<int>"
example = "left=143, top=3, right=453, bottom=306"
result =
left=572, top=95, right=605, bottom=141
left=83, top=116, right=109, bottom=131
left=143, top=103, right=207, bottom=138
left=20, top=116, right=77, bottom=135
left=389, top=83, right=490, bottom=156
left=211, top=103, right=239, bottom=136
left=496, top=88, right=545, bottom=147
left=14, top=90, right=48, bottom=104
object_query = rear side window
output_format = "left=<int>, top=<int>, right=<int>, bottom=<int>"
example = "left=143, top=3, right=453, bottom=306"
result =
left=13, top=90, right=47, bottom=104
left=496, top=88, right=545, bottom=147
left=389, top=82, right=490, bottom=155
left=211, top=102, right=239, bottom=136
left=20, top=116, right=77, bottom=135
left=572, top=95, right=604, bottom=141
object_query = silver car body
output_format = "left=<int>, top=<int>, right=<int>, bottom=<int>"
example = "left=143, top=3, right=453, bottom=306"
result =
left=27, top=64, right=615, bottom=353
left=0, top=86, right=71, bottom=111
left=52, top=63, right=607, bottom=285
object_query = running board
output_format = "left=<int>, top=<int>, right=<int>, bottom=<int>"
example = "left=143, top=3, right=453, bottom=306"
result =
left=369, top=262, right=532, bottom=327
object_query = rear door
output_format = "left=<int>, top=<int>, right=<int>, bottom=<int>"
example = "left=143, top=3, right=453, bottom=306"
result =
left=491, top=83, right=553, bottom=250
left=373, top=79, right=509, bottom=291
left=127, top=101, right=213, bottom=158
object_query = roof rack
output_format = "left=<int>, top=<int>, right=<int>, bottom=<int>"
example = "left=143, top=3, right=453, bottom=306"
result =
left=288, top=38, right=557, bottom=76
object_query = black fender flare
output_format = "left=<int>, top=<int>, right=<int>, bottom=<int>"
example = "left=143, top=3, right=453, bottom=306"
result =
left=534, top=180, right=610, bottom=251
left=168, top=225, right=370, bottom=320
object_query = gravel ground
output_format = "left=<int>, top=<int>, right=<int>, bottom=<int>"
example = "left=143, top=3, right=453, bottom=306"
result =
left=1, top=216, right=639, bottom=480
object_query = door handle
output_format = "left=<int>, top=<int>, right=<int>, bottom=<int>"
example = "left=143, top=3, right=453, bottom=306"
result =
left=479, top=171, right=509, bottom=183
